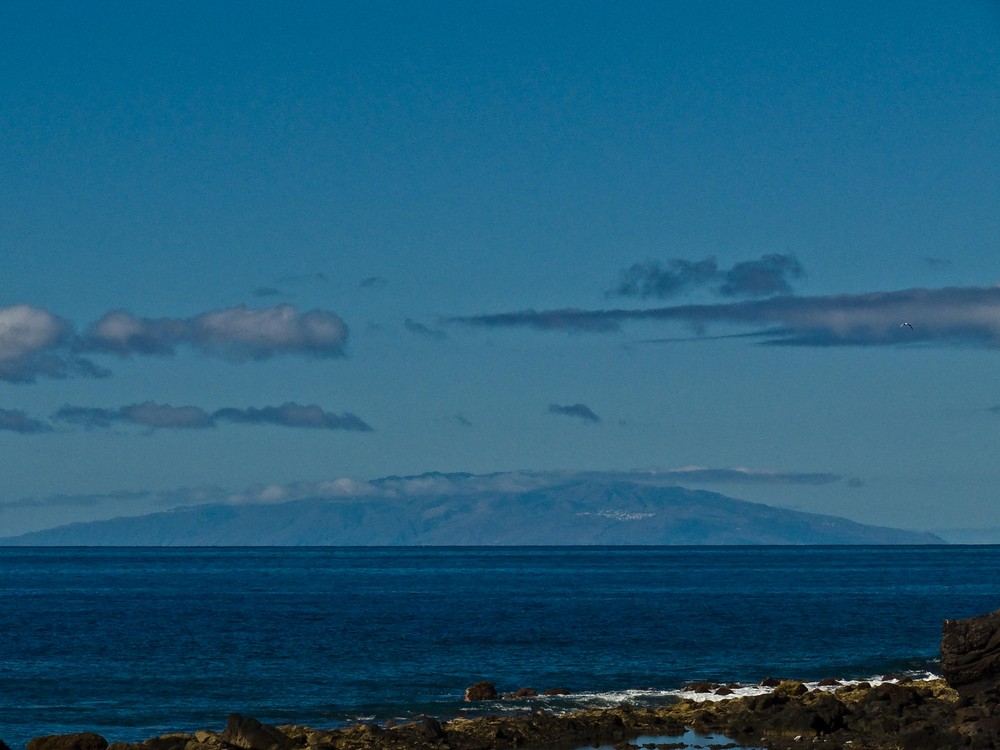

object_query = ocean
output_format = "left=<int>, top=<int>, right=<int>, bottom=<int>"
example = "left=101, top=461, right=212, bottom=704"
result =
left=1, top=545, right=998, bottom=749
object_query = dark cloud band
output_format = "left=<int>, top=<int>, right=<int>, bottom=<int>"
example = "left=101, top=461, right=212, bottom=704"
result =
left=52, top=402, right=373, bottom=432
left=451, top=286, right=1000, bottom=348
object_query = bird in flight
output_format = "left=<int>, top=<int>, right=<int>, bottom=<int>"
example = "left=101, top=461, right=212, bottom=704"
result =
left=899, top=322, right=913, bottom=330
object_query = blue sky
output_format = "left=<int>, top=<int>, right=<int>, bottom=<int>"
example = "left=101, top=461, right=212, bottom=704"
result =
left=2, top=1, right=999, bottom=536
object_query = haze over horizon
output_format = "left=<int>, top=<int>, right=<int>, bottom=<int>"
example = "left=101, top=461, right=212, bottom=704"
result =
left=2, top=2, right=1000, bottom=537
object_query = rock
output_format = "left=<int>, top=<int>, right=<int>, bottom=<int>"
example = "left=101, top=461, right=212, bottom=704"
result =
left=683, top=682, right=718, bottom=694
left=28, top=735, right=109, bottom=750
left=417, top=716, right=447, bottom=741
left=464, top=681, right=499, bottom=701
left=542, top=687, right=572, bottom=695
left=942, top=607, right=1000, bottom=699
left=1, top=740, right=10, bottom=750
left=759, top=677, right=782, bottom=687
left=220, top=715, right=290, bottom=750
left=773, top=681, right=808, bottom=698
left=139, top=736, right=192, bottom=750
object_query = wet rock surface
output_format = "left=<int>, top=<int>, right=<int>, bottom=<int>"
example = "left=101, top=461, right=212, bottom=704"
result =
left=22, top=678, right=1000, bottom=750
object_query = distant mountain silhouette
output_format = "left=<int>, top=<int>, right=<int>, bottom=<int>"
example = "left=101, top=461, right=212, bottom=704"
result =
left=0, top=479, right=943, bottom=545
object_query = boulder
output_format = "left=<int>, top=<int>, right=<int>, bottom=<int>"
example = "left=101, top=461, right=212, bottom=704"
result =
left=942, top=608, right=1000, bottom=698
left=1, top=740, right=10, bottom=750
left=464, top=681, right=498, bottom=701
left=28, top=735, right=108, bottom=750
left=220, top=715, right=289, bottom=750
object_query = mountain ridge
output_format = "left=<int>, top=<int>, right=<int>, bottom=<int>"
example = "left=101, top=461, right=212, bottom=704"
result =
left=0, top=479, right=943, bottom=545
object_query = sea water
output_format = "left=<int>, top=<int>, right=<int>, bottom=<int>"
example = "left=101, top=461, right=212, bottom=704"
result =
left=1, top=545, right=998, bottom=749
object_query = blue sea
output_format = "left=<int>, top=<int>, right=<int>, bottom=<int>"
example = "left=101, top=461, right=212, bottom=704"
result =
left=2, top=546, right=999, bottom=749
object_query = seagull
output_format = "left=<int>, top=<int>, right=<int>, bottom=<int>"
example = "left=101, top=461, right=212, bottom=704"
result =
left=899, top=322, right=913, bottom=330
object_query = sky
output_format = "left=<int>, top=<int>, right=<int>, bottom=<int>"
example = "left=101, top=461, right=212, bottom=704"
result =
left=2, top=1, right=1000, bottom=537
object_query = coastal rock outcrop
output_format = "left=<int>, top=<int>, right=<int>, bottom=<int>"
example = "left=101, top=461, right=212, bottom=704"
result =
left=220, top=714, right=290, bottom=750
left=27, top=735, right=109, bottom=750
left=942, top=607, right=1000, bottom=698
left=464, top=682, right=498, bottom=701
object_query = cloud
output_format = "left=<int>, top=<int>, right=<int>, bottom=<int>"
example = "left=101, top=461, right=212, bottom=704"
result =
left=718, top=254, right=804, bottom=297
left=253, top=287, right=282, bottom=297
left=548, top=403, right=601, bottom=423
left=53, top=402, right=213, bottom=430
left=0, top=305, right=75, bottom=383
left=452, top=307, right=622, bottom=333
left=193, top=305, right=348, bottom=360
left=78, top=311, right=188, bottom=356
left=213, top=403, right=372, bottom=431
left=53, top=401, right=372, bottom=432
left=256, top=467, right=843, bottom=502
left=633, top=466, right=841, bottom=485
left=360, top=276, right=387, bottom=288
left=0, top=408, right=52, bottom=434
left=404, top=318, right=448, bottom=340
left=76, top=304, right=349, bottom=360
left=612, top=258, right=719, bottom=299
left=610, top=254, right=803, bottom=300
left=452, top=286, right=1000, bottom=348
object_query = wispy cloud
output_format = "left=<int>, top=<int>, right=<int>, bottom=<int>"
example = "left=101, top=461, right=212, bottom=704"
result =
left=610, top=254, right=804, bottom=300
left=360, top=276, right=387, bottom=288
left=452, top=286, right=1000, bottom=348
left=548, top=403, right=601, bottom=423
left=52, top=402, right=373, bottom=432
left=404, top=318, right=447, bottom=340
left=231, top=467, right=844, bottom=503
left=0, top=408, right=52, bottom=434
left=53, top=403, right=214, bottom=430
left=633, top=466, right=841, bottom=485
left=76, top=304, right=349, bottom=361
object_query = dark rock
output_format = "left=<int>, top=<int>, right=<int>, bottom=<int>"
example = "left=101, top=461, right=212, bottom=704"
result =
left=816, top=678, right=841, bottom=687
left=713, top=687, right=733, bottom=696
left=683, top=682, right=718, bottom=694
left=417, top=717, right=446, bottom=742
left=897, top=725, right=965, bottom=750
left=464, top=681, right=499, bottom=701
left=759, top=677, right=782, bottom=687
left=220, top=715, right=290, bottom=750
left=138, top=737, right=191, bottom=750
left=942, top=607, right=1000, bottom=699
left=863, top=682, right=924, bottom=710
left=28, top=735, right=109, bottom=750
left=542, top=687, right=572, bottom=695
left=0, top=740, right=10, bottom=750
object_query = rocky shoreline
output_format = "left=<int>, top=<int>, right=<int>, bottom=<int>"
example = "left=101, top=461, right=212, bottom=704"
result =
left=4, top=676, right=997, bottom=750
left=10, top=608, right=1000, bottom=750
